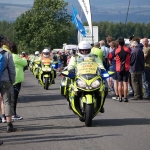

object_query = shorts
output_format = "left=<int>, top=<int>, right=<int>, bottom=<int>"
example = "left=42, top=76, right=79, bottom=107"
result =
left=113, top=71, right=118, bottom=80
left=116, top=71, right=129, bottom=82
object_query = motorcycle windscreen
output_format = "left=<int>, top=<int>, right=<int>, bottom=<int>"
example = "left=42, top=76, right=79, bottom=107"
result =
left=77, top=62, right=98, bottom=75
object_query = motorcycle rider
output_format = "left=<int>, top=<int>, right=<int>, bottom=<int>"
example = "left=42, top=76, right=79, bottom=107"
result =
left=31, top=51, right=41, bottom=75
left=68, top=41, right=107, bottom=113
left=35, top=48, right=56, bottom=83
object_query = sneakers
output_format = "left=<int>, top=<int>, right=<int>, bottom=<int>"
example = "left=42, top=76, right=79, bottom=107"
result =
left=7, top=124, right=17, bottom=133
left=123, top=98, right=128, bottom=102
left=12, top=115, right=23, bottom=121
left=112, top=96, right=119, bottom=101
left=2, top=117, right=6, bottom=123
left=119, top=97, right=122, bottom=102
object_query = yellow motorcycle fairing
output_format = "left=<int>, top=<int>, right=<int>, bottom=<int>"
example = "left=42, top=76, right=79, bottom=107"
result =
left=74, top=75, right=102, bottom=92
left=38, top=64, right=54, bottom=87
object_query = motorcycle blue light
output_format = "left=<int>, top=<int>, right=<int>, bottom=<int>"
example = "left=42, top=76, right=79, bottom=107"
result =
left=102, top=73, right=109, bottom=78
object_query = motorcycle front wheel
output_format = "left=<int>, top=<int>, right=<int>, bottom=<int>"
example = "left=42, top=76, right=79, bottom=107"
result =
left=44, top=77, right=49, bottom=90
left=85, top=104, right=93, bottom=127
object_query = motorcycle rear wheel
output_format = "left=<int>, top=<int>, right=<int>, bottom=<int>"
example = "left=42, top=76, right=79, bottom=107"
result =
left=85, top=104, right=93, bottom=127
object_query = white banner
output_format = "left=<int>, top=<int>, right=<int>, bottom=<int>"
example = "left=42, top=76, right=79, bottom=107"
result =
left=78, top=0, right=92, bottom=34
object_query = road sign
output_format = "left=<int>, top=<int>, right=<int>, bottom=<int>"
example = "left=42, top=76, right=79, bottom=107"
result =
left=78, top=26, right=98, bottom=44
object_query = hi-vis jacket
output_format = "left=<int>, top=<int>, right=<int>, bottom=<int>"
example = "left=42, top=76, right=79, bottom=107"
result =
left=68, top=53, right=105, bottom=71
left=41, top=55, right=52, bottom=65
left=34, top=54, right=52, bottom=65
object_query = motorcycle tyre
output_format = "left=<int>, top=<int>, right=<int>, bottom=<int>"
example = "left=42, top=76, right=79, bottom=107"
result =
left=79, top=117, right=85, bottom=122
left=85, top=104, right=93, bottom=127
left=44, top=77, right=49, bottom=90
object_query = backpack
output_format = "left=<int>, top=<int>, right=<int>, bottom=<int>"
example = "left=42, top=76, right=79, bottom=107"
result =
left=0, top=50, right=6, bottom=77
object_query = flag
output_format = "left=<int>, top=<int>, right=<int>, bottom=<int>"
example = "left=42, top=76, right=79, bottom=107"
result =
left=72, top=5, right=86, bottom=37
left=78, top=0, right=92, bottom=34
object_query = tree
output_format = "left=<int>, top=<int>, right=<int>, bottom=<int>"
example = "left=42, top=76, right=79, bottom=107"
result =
left=14, top=0, right=71, bottom=53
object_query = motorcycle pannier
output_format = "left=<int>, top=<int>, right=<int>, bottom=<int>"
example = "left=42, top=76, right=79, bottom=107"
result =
left=60, top=77, right=70, bottom=96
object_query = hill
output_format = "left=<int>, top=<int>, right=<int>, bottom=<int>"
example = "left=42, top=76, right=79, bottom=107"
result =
left=0, top=0, right=150, bottom=23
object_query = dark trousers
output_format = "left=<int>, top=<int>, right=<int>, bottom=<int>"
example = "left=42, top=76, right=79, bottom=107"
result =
left=143, top=69, right=150, bottom=97
left=131, top=73, right=143, bottom=98
left=13, top=83, right=21, bottom=115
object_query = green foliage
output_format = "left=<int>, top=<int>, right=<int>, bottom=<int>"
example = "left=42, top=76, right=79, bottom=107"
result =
left=14, top=0, right=71, bottom=54
left=1, top=9, right=150, bottom=54
left=0, top=21, right=15, bottom=41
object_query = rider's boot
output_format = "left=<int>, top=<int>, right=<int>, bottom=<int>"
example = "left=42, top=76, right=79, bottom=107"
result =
left=100, top=86, right=108, bottom=113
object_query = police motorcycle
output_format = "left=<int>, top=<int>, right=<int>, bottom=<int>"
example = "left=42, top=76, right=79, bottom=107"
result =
left=32, top=51, right=41, bottom=78
left=60, top=59, right=114, bottom=127
left=32, top=61, right=41, bottom=79
left=60, top=42, right=114, bottom=127
left=29, top=60, right=34, bottom=72
left=38, top=49, right=55, bottom=90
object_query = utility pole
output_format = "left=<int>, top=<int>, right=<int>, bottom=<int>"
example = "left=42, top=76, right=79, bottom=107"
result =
left=124, top=0, right=131, bottom=37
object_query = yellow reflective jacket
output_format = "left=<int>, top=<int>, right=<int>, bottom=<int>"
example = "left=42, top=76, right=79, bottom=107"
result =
left=68, top=53, right=105, bottom=70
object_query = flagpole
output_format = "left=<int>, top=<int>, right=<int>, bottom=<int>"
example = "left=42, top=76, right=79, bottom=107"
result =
left=89, top=0, right=93, bottom=44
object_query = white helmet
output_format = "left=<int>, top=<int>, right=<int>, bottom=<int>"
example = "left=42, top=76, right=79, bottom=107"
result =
left=35, top=51, right=39, bottom=56
left=78, top=41, right=91, bottom=57
left=43, top=48, right=50, bottom=58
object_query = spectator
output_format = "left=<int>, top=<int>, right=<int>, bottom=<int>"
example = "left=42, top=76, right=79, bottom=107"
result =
left=132, top=37, right=143, bottom=51
left=108, top=41, right=119, bottom=98
left=60, top=51, right=67, bottom=67
left=91, top=42, right=104, bottom=61
left=99, top=40, right=109, bottom=70
left=2, top=37, right=11, bottom=53
left=142, top=38, right=150, bottom=99
left=0, top=34, right=16, bottom=132
left=129, top=41, right=144, bottom=100
left=115, top=37, right=131, bottom=102
left=106, top=35, right=113, bottom=48
left=9, top=42, right=27, bottom=120
left=0, top=94, right=6, bottom=123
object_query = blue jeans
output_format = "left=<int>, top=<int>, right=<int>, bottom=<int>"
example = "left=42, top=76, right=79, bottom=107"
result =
left=143, top=69, right=150, bottom=97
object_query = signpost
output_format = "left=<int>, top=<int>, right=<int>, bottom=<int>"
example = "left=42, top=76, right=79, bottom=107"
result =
left=78, top=26, right=98, bottom=44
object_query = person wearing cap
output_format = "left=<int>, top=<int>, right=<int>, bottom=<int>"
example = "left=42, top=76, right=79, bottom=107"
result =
left=91, top=42, right=104, bottom=61
left=0, top=34, right=16, bottom=132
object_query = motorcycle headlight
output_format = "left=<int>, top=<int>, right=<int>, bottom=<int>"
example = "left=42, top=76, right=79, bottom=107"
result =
left=47, top=68, right=51, bottom=71
left=91, top=80, right=100, bottom=88
left=42, top=68, right=46, bottom=71
left=76, top=79, right=86, bottom=88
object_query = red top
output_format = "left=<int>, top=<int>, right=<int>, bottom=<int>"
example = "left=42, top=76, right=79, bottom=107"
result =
left=115, top=45, right=130, bottom=72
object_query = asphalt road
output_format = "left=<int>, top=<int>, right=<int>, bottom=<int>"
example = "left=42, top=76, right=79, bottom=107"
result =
left=0, top=70, right=150, bottom=150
